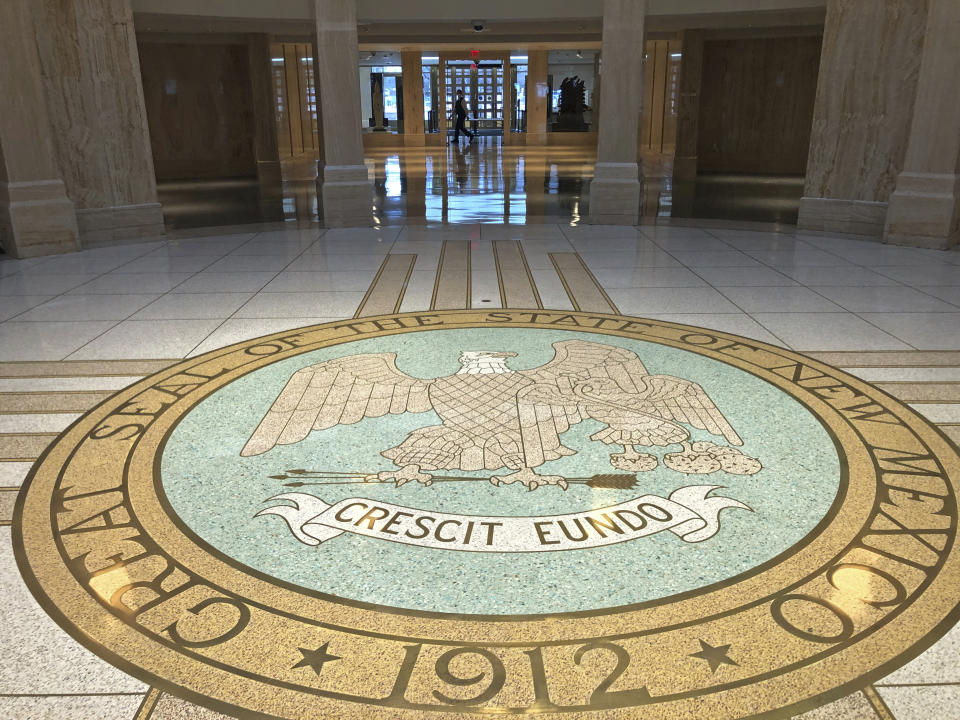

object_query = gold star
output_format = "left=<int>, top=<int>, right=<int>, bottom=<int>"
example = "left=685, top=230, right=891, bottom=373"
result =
left=689, top=639, right=739, bottom=673
left=292, top=642, right=341, bottom=676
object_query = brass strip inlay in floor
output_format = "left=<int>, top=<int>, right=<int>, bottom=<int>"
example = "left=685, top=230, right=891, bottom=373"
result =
left=354, top=254, right=417, bottom=318
left=431, top=239, right=471, bottom=310
left=0, top=434, right=57, bottom=461
left=549, top=252, right=619, bottom=313
left=875, top=382, right=960, bottom=403
left=494, top=241, right=542, bottom=309
left=133, top=687, right=162, bottom=720
left=862, top=685, right=897, bottom=720
left=805, top=351, right=960, bottom=367
left=0, top=392, right=112, bottom=414
left=0, top=360, right=176, bottom=377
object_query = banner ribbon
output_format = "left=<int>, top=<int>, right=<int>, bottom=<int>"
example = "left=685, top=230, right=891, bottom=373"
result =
left=256, top=485, right=750, bottom=553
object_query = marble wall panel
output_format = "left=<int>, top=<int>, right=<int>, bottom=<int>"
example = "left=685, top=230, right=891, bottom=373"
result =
left=139, top=42, right=258, bottom=180
left=803, top=0, right=927, bottom=203
left=35, top=0, right=158, bottom=210
left=697, top=36, right=822, bottom=175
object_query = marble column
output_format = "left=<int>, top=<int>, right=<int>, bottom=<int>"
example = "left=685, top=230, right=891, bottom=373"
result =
left=34, top=0, right=164, bottom=247
left=313, top=0, right=373, bottom=227
left=589, top=0, right=647, bottom=225
left=883, top=0, right=960, bottom=250
left=526, top=51, right=549, bottom=146
left=673, top=30, right=704, bottom=183
left=0, top=0, right=79, bottom=258
left=797, top=0, right=927, bottom=237
left=248, top=34, right=282, bottom=184
left=401, top=50, right=425, bottom=146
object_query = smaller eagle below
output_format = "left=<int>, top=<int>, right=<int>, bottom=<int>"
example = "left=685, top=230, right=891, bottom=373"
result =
left=241, top=340, right=761, bottom=490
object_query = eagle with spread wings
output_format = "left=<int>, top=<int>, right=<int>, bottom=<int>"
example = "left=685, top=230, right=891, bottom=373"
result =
left=241, top=340, right=759, bottom=490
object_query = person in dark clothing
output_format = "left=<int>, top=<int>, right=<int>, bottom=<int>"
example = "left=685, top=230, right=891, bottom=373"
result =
left=450, top=89, right=475, bottom=145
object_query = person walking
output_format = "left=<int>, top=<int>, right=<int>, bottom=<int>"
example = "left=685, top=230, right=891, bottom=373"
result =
left=450, top=89, right=475, bottom=145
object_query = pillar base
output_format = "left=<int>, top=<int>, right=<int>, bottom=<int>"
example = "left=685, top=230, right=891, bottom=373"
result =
left=588, top=162, right=640, bottom=225
left=673, top=156, right=698, bottom=183
left=797, top=197, right=888, bottom=237
left=0, top=179, right=79, bottom=258
left=318, top=165, right=373, bottom=228
left=883, top=172, right=960, bottom=249
left=256, top=160, right=283, bottom=185
left=76, top=203, right=166, bottom=247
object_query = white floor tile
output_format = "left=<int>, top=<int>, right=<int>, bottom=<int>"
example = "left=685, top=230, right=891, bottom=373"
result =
left=170, top=272, right=278, bottom=294
left=283, top=254, right=388, bottom=272
left=777, top=266, right=902, bottom=286
left=233, top=292, right=365, bottom=319
left=809, top=286, right=959, bottom=313
left=0, top=462, right=32, bottom=486
left=16, top=294, right=160, bottom=321
left=577, top=249, right=682, bottom=269
left=0, top=321, right=116, bottom=361
left=481, top=224, right=566, bottom=241
left=845, top=367, right=960, bottom=382
left=909, top=403, right=960, bottom=423
left=641, top=313, right=786, bottom=345
left=131, top=293, right=254, bottom=320
left=204, top=255, right=295, bottom=273
left=692, top=266, right=797, bottom=286
left=67, top=272, right=193, bottom=295
left=322, top=226, right=403, bottom=243
left=858, top=313, right=960, bottom=349
left=0, top=528, right=147, bottom=694
left=261, top=271, right=375, bottom=293
left=878, top=621, right=960, bottom=685
left=0, top=296, right=55, bottom=322
left=591, top=267, right=707, bottom=288
left=112, top=255, right=221, bottom=274
left=608, top=287, right=743, bottom=314
left=920, top=286, right=960, bottom=307
left=398, top=270, right=438, bottom=313
left=869, top=265, right=960, bottom=286
left=0, top=376, right=143, bottom=392
left=0, top=274, right=100, bottom=296
left=874, top=685, right=960, bottom=720
left=716, top=286, right=844, bottom=312
left=560, top=224, right=643, bottom=241
left=752, top=313, right=911, bottom=351
left=0, top=694, right=146, bottom=720
left=0, top=413, right=80, bottom=433
left=669, top=250, right=762, bottom=268
left=66, top=319, right=224, bottom=359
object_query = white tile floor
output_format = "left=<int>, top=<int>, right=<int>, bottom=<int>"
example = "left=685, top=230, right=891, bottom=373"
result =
left=0, top=222, right=958, bottom=364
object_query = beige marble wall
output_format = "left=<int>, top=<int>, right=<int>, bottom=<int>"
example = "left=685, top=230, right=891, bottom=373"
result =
left=35, top=0, right=164, bottom=246
left=313, top=0, right=373, bottom=226
left=589, top=0, right=647, bottom=225
left=799, top=0, right=927, bottom=237
left=884, top=0, right=960, bottom=249
left=526, top=51, right=550, bottom=146
left=0, top=0, right=79, bottom=258
left=401, top=50, right=425, bottom=146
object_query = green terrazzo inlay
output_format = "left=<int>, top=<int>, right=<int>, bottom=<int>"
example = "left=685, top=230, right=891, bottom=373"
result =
left=161, top=327, right=841, bottom=615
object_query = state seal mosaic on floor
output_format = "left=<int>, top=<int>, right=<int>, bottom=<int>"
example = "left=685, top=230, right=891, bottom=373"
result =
left=12, top=310, right=960, bottom=718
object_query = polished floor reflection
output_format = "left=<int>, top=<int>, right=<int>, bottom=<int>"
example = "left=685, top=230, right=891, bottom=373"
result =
left=155, top=139, right=804, bottom=230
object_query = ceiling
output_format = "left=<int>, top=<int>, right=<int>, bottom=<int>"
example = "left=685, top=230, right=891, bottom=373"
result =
left=132, top=0, right=826, bottom=43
